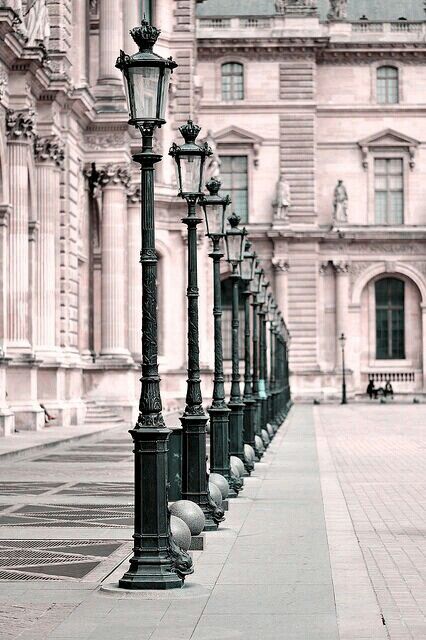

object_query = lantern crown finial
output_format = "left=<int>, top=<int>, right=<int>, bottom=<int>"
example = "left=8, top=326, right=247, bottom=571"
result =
left=130, top=18, right=161, bottom=51
left=205, top=176, right=221, bottom=195
left=179, top=120, right=201, bottom=144
left=228, top=211, right=241, bottom=228
left=245, top=238, right=252, bottom=251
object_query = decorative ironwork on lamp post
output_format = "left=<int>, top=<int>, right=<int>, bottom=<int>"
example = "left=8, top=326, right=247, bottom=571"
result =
left=240, top=239, right=257, bottom=473
left=269, top=300, right=278, bottom=429
left=225, top=212, right=247, bottom=476
left=115, top=19, right=192, bottom=590
left=339, top=332, right=347, bottom=405
left=169, top=121, right=225, bottom=531
left=200, top=178, right=240, bottom=496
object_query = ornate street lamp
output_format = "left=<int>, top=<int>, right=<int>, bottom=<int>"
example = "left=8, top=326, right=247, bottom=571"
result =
left=115, top=20, right=190, bottom=590
left=169, top=122, right=224, bottom=530
left=251, top=263, right=262, bottom=459
left=258, top=271, right=269, bottom=437
left=240, top=239, right=257, bottom=471
left=268, top=299, right=278, bottom=430
left=225, top=213, right=247, bottom=477
left=200, top=178, right=239, bottom=495
left=339, top=332, right=347, bottom=405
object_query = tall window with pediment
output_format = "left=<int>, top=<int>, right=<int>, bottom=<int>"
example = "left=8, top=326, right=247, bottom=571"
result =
left=374, top=158, right=404, bottom=225
left=375, top=278, right=405, bottom=360
left=221, top=63, right=244, bottom=101
left=220, top=155, right=248, bottom=222
left=377, top=66, right=399, bottom=104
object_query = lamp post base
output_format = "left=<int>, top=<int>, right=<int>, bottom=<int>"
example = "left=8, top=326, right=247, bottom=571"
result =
left=119, top=569, right=183, bottom=591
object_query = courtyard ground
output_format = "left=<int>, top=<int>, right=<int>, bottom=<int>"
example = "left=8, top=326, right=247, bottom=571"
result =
left=0, top=404, right=424, bottom=639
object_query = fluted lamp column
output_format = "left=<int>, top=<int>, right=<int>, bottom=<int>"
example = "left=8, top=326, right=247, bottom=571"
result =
left=169, top=121, right=225, bottom=530
left=116, top=19, right=192, bottom=590
left=257, top=271, right=269, bottom=440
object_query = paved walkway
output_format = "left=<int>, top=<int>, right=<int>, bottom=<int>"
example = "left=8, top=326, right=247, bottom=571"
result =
left=0, top=404, right=424, bottom=639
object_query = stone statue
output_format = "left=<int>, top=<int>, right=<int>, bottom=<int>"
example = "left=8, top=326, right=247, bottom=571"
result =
left=273, top=173, right=291, bottom=220
left=205, top=130, right=221, bottom=180
left=333, top=179, right=348, bottom=223
left=275, top=0, right=287, bottom=13
left=26, top=0, right=50, bottom=49
left=328, top=0, right=348, bottom=21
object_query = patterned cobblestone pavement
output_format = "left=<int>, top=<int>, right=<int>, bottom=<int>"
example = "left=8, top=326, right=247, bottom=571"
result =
left=315, top=404, right=426, bottom=640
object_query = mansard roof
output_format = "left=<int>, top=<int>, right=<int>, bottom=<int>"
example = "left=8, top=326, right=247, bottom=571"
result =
left=197, top=0, right=426, bottom=22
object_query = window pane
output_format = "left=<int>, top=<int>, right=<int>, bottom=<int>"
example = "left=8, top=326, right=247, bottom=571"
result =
left=220, top=155, right=248, bottom=222
left=376, top=66, right=399, bottom=104
left=374, top=158, right=404, bottom=225
left=221, top=63, right=244, bottom=101
left=375, top=278, right=405, bottom=359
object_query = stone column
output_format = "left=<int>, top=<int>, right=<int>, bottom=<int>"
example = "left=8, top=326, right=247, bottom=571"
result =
left=98, top=0, right=124, bottom=84
left=33, top=137, right=64, bottom=357
left=127, top=186, right=142, bottom=361
left=0, top=205, right=10, bottom=354
left=422, top=304, right=426, bottom=393
left=99, top=164, right=131, bottom=359
left=6, top=109, right=35, bottom=355
left=272, top=258, right=290, bottom=321
left=72, top=0, right=89, bottom=87
left=123, top=0, right=140, bottom=52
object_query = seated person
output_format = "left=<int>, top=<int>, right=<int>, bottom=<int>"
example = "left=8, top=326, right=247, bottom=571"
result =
left=384, top=380, right=394, bottom=397
left=366, top=380, right=378, bottom=399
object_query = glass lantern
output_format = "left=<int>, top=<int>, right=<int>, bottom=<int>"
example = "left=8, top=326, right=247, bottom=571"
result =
left=225, top=212, right=247, bottom=267
left=241, top=238, right=257, bottom=283
left=116, top=19, right=177, bottom=129
left=200, top=177, right=231, bottom=238
left=169, top=120, right=211, bottom=197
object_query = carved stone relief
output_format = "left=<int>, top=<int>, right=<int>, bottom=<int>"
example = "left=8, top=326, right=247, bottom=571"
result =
left=34, top=136, right=65, bottom=167
left=272, top=258, right=290, bottom=273
left=6, top=109, right=35, bottom=140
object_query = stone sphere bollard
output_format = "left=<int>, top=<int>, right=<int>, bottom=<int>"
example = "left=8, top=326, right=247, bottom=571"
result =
left=267, top=423, right=274, bottom=438
left=209, top=473, right=229, bottom=499
left=255, top=434, right=265, bottom=452
left=230, top=459, right=241, bottom=478
left=244, top=444, right=255, bottom=462
left=208, top=482, right=223, bottom=508
left=230, top=456, right=245, bottom=477
left=261, top=429, right=270, bottom=445
left=169, top=500, right=205, bottom=536
left=170, top=515, right=192, bottom=551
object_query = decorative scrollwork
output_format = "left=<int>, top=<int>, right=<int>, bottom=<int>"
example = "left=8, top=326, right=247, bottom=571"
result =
left=98, top=163, right=131, bottom=189
left=169, top=534, right=194, bottom=580
left=34, top=136, right=65, bottom=167
left=6, top=109, right=35, bottom=140
left=229, top=473, right=244, bottom=494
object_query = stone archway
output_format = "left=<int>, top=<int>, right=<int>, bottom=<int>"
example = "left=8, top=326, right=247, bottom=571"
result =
left=350, top=264, right=426, bottom=394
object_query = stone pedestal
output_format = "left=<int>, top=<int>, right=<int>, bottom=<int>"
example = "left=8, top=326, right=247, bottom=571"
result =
left=0, top=359, right=14, bottom=436
left=6, top=359, right=44, bottom=431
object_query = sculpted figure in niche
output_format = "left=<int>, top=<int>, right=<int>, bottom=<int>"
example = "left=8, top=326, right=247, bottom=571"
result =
left=273, top=173, right=291, bottom=220
left=205, top=130, right=221, bottom=180
left=328, top=0, right=348, bottom=20
left=333, top=179, right=348, bottom=223
left=26, top=0, right=50, bottom=49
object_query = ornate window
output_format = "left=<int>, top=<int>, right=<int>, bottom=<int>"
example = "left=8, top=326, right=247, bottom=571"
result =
left=220, top=155, right=248, bottom=222
left=377, top=66, right=399, bottom=104
left=221, top=278, right=244, bottom=360
left=375, top=278, right=405, bottom=360
left=374, top=158, right=404, bottom=224
left=221, top=63, right=244, bottom=101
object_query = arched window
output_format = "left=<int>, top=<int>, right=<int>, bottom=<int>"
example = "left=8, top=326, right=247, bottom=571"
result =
left=221, top=62, right=244, bottom=101
left=377, top=66, right=399, bottom=104
left=375, top=278, right=405, bottom=359
left=221, top=277, right=245, bottom=360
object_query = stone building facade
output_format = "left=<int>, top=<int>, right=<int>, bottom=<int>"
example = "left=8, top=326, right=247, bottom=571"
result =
left=0, top=0, right=426, bottom=436
left=197, top=0, right=426, bottom=399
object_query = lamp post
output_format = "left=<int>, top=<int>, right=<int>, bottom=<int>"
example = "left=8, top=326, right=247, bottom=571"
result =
left=169, top=122, right=224, bottom=531
left=269, top=300, right=278, bottom=430
left=258, top=272, right=269, bottom=438
left=240, top=239, right=257, bottom=473
left=115, top=20, right=191, bottom=590
left=200, top=178, right=240, bottom=497
left=339, top=332, right=347, bottom=405
left=251, top=264, right=262, bottom=459
left=225, top=213, right=247, bottom=474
